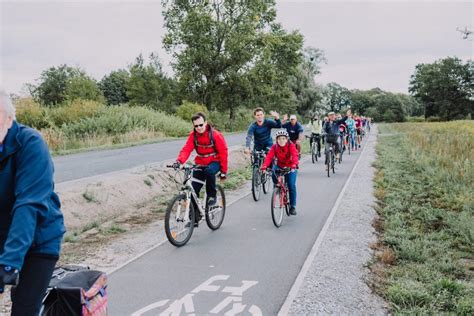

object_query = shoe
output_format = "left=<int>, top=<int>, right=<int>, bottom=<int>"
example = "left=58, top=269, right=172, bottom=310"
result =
left=207, top=197, right=217, bottom=207
left=358, top=145, right=361, bottom=148
left=290, top=207, right=297, bottom=215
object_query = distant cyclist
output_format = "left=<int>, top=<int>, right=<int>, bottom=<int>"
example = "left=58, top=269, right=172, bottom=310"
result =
left=174, top=112, right=228, bottom=213
left=307, top=114, right=323, bottom=157
left=346, top=114, right=357, bottom=151
left=282, top=114, right=304, bottom=156
left=261, top=130, right=299, bottom=215
left=245, top=107, right=281, bottom=160
left=354, top=114, right=363, bottom=148
left=323, top=109, right=351, bottom=165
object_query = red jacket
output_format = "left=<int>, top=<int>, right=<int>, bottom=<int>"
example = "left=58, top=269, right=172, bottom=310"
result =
left=261, top=142, right=299, bottom=170
left=177, top=126, right=228, bottom=173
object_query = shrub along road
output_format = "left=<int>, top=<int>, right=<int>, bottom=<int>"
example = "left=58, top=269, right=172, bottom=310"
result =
left=53, top=132, right=246, bottom=183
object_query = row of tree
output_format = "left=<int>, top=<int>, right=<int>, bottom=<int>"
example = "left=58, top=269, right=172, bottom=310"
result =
left=23, top=1, right=471, bottom=125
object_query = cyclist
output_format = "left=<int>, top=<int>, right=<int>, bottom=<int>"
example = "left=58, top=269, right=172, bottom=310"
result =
left=282, top=114, right=304, bottom=156
left=354, top=114, right=363, bottom=148
left=307, top=114, right=322, bottom=157
left=260, top=130, right=299, bottom=215
left=322, top=109, right=351, bottom=166
left=244, top=107, right=281, bottom=161
left=174, top=112, right=228, bottom=214
left=346, top=114, right=357, bottom=151
left=0, top=91, right=66, bottom=315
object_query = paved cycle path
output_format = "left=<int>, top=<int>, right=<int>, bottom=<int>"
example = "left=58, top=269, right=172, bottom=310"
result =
left=53, top=133, right=246, bottom=183
left=108, top=139, right=368, bottom=315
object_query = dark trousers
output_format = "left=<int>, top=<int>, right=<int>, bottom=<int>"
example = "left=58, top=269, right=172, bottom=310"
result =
left=192, top=162, right=221, bottom=199
left=11, top=254, right=57, bottom=316
left=309, top=133, right=321, bottom=153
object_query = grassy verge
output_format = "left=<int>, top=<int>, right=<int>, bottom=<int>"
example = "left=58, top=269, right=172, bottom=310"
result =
left=372, top=121, right=473, bottom=314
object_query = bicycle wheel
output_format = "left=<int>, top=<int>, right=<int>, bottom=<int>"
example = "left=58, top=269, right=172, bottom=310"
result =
left=311, top=143, right=317, bottom=163
left=165, top=194, right=195, bottom=247
left=262, top=171, right=271, bottom=194
left=326, top=150, right=331, bottom=178
left=251, top=166, right=261, bottom=201
left=285, top=188, right=290, bottom=216
left=332, top=151, right=336, bottom=174
left=206, top=185, right=226, bottom=230
left=271, top=187, right=285, bottom=227
left=348, top=136, right=351, bottom=155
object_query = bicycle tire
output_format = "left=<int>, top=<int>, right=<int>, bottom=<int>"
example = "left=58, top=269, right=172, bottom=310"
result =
left=311, top=143, right=317, bottom=163
left=332, top=151, right=336, bottom=174
left=326, top=150, right=331, bottom=178
left=165, top=193, right=195, bottom=247
left=251, top=166, right=261, bottom=201
left=206, top=185, right=226, bottom=230
left=262, top=172, right=271, bottom=194
left=271, top=187, right=284, bottom=227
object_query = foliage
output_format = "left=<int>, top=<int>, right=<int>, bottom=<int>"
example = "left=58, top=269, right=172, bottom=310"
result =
left=373, top=122, right=474, bottom=314
left=99, top=69, right=130, bottom=105
left=176, top=100, right=209, bottom=122
left=409, top=57, right=473, bottom=121
left=14, top=97, right=50, bottom=129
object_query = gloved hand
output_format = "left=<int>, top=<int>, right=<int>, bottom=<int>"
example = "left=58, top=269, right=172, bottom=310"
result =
left=0, top=265, right=19, bottom=293
left=171, top=161, right=181, bottom=169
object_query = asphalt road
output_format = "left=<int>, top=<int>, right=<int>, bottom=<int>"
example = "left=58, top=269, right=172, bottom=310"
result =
left=108, top=142, right=365, bottom=315
left=52, top=133, right=246, bottom=183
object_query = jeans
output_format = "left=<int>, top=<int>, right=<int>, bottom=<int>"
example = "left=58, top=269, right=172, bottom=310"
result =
left=192, top=162, right=221, bottom=199
left=272, top=165, right=297, bottom=207
left=349, top=130, right=356, bottom=149
left=11, top=254, right=57, bottom=316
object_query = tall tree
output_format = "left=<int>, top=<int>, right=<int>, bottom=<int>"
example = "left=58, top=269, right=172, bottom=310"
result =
left=325, top=82, right=351, bottom=112
left=409, top=57, right=473, bottom=120
left=99, top=69, right=130, bottom=105
left=162, top=0, right=303, bottom=121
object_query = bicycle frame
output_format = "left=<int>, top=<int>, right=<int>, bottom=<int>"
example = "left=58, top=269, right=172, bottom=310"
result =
left=174, top=167, right=209, bottom=223
left=274, top=169, right=289, bottom=206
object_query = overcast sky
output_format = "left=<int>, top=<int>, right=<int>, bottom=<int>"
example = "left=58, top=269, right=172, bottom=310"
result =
left=1, top=0, right=472, bottom=95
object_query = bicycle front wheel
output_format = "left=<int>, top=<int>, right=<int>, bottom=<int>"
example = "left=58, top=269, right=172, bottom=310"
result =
left=251, top=167, right=262, bottom=201
left=165, top=194, right=195, bottom=247
left=206, top=185, right=226, bottom=230
left=271, top=187, right=285, bottom=227
left=262, top=172, right=271, bottom=194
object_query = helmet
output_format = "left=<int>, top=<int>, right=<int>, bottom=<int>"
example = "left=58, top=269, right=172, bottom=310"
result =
left=275, top=129, right=289, bottom=139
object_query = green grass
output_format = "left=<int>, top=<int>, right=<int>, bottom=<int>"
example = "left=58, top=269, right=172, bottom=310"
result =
left=222, top=165, right=253, bottom=190
left=372, top=121, right=473, bottom=314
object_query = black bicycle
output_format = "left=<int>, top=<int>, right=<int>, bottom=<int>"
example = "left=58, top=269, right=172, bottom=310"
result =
left=325, top=135, right=338, bottom=177
left=164, top=165, right=226, bottom=247
left=251, top=150, right=271, bottom=201
left=306, top=134, right=321, bottom=163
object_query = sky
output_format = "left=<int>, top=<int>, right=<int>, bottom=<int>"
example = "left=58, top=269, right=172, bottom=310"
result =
left=0, top=0, right=472, bottom=95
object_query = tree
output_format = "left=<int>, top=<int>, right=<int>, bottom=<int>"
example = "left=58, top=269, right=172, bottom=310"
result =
left=325, top=82, right=351, bottom=112
left=32, top=65, right=103, bottom=106
left=127, top=53, right=178, bottom=112
left=162, top=0, right=304, bottom=123
left=99, top=69, right=130, bottom=105
left=409, top=57, right=473, bottom=120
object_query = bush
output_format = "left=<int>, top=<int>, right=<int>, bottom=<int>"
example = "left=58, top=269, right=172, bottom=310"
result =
left=48, top=99, right=104, bottom=127
left=14, top=97, right=50, bottom=129
left=209, top=107, right=253, bottom=131
left=406, top=116, right=425, bottom=123
left=176, top=101, right=208, bottom=122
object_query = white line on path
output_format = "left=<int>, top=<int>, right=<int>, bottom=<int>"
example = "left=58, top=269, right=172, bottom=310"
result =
left=278, top=132, right=373, bottom=315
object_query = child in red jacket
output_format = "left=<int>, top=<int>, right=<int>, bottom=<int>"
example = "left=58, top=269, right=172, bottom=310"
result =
left=261, top=129, right=299, bottom=215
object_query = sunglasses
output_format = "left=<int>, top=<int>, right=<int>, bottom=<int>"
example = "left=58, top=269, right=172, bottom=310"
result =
left=194, top=123, right=205, bottom=128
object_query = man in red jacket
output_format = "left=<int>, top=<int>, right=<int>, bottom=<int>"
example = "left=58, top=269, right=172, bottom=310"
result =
left=261, top=130, right=299, bottom=215
left=174, top=112, right=228, bottom=208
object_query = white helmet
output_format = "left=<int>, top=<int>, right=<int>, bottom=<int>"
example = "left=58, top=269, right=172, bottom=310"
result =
left=275, top=129, right=289, bottom=139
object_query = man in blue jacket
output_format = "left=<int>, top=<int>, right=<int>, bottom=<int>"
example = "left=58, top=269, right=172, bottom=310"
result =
left=282, top=114, right=304, bottom=155
left=244, top=107, right=281, bottom=159
left=0, top=91, right=65, bottom=315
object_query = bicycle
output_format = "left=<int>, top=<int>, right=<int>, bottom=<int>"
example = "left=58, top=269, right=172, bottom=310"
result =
left=338, top=132, right=345, bottom=164
left=305, top=134, right=321, bottom=163
left=325, top=134, right=338, bottom=178
left=346, top=132, right=352, bottom=155
left=251, top=150, right=271, bottom=201
left=269, top=167, right=292, bottom=227
left=164, top=164, right=226, bottom=247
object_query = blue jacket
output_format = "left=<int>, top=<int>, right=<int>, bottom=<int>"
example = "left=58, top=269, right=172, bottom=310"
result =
left=245, top=118, right=281, bottom=149
left=282, top=121, right=304, bottom=142
left=0, top=121, right=65, bottom=270
left=323, top=116, right=348, bottom=135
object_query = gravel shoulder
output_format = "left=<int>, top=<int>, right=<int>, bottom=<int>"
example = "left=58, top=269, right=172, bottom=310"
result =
left=287, top=125, right=389, bottom=315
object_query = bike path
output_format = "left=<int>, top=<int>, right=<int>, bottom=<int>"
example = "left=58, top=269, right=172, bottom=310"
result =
left=108, top=147, right=364, bottom=315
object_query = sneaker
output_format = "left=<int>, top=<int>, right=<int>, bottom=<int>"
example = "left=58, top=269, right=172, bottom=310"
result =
left=207, top=197, right=217, bottom=207
left=290, top=207, right=297, bottom=215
